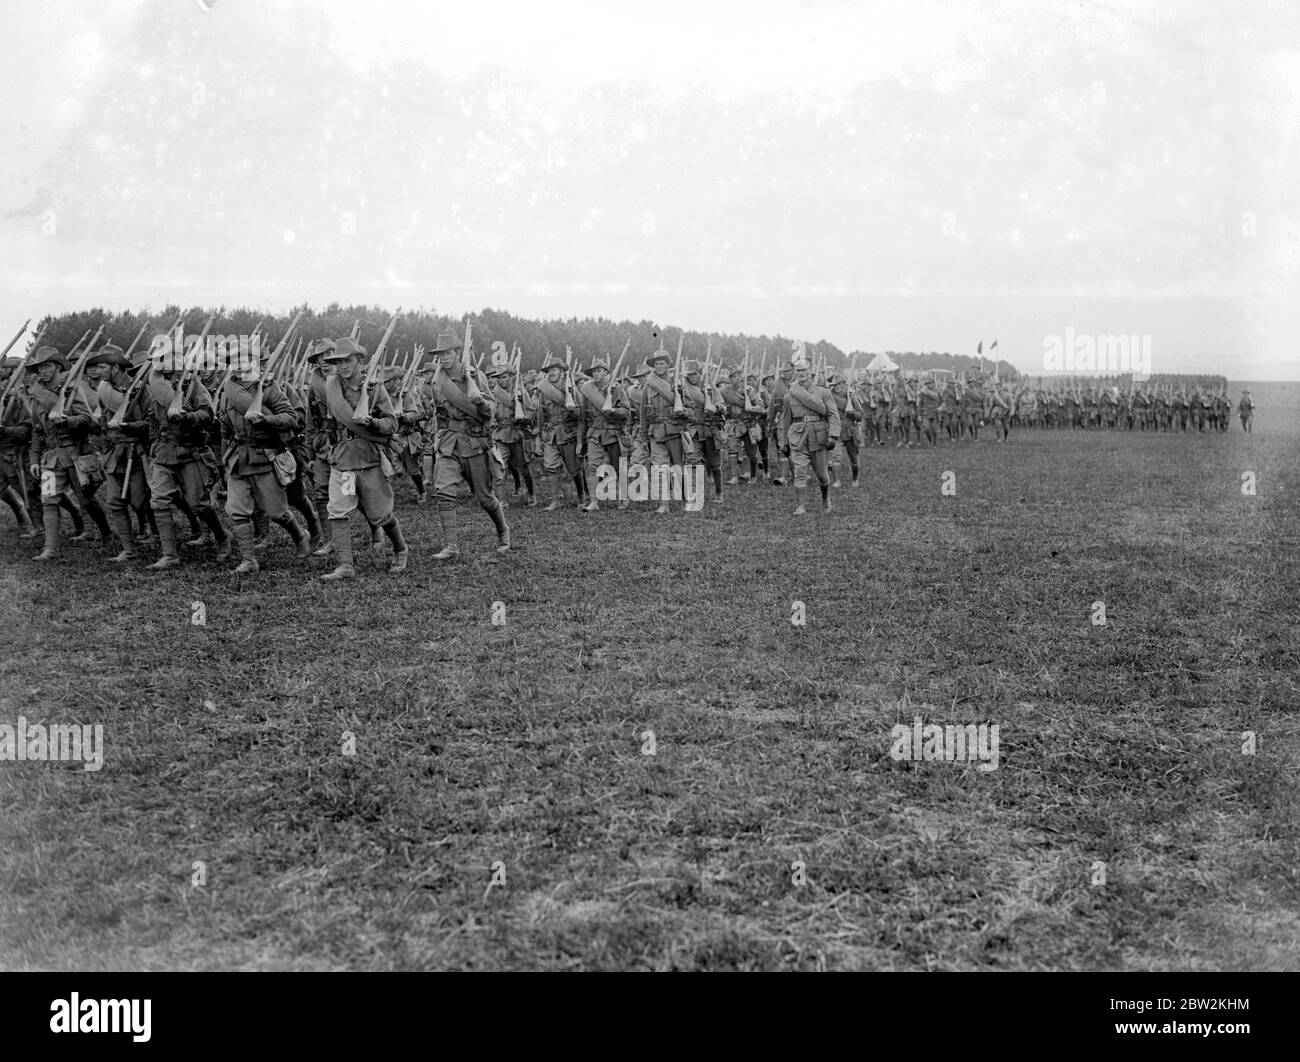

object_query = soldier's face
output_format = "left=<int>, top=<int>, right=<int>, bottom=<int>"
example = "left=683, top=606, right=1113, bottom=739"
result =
left=439, top=350, right=459, bottom=372
left=591, top=368, right=608, bottom=384
left=546, top=368, right=562, bottom=385
left=794, top=368, right=810, bottom=385
left=336, top=354, right=361, bottom=381
left=36, top=363, right=57, bottom=385
left=653, top=360, right=669, bottom=377
left=89, top=363, right=112, bottom=383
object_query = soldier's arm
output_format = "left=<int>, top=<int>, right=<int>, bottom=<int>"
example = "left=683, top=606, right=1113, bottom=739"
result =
left=826, top=394, right=841, bottom=440
left=257, top=384, right=299, bottom=430
left=367, top=385, right=398, bottom=436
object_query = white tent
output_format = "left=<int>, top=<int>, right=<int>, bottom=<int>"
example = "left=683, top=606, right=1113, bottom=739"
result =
left=866, top=352, right=899, bottom=372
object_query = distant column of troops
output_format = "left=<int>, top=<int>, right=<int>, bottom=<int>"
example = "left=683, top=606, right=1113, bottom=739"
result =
left=0, top=334, right=1259, bottom=574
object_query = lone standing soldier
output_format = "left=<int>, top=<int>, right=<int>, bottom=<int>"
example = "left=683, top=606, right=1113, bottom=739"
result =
left=781, top=361, right=840, bottom=516
left=428, top=331, right=511, bottom=559
left=318, top=337, right=409, bottom=580
left=1238, top=390, right=1254, bottom=433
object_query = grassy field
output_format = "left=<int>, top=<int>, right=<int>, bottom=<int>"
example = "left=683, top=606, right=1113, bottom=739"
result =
left=1, top=381, right=1296, bottom=971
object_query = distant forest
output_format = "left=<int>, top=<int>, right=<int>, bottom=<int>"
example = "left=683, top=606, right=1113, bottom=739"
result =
left=24, top=305, right=1020, bottom=378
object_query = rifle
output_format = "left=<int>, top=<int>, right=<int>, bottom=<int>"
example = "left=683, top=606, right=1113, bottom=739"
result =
left=673, top=333, right=685, bottom=415
left=742, top=349, right=758, bottom=412
left=355, top=308, right=402, bottom=420
left=844, top=355, right=857, bottom=415
left=461, top=318, right=483, bottom=401
left=0, top=319, right=30, bottom=362
left=602, top=337, right=632, bottom=412
left=51, top=325, right=105, bottom=419
left=562, top=345, right=577, bottom=409
left=167, top=314, right=216, bottom=417
left=244, top=308, right=304, bottom=417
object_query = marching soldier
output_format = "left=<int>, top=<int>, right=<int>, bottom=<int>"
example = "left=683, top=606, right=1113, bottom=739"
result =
left=0, top=357, right=37, bottom=539
left=219, top=363, right=313, bottom=574
left=625, top=364, right=652, bottom=474
left=26, top=346, right=107, bottom=561
left=576, top=355, right=630, bottom=512
left=638, top=346, right=688, bottom=514
left=681, top=360, right=724, bottom=505
left=387, top=364, right=429, bottom=503
left=487, top=366, right=536, bottom=506
left=85, top=345, right=151, bottom=563
left=766, top=364, right=793, bottom=484
left=317, top=337, right=409, bottom=579
left=720, top=366, right=750, bottom=486
left=916, top=375, right=940, bottom=449
left=781, top=361, right=840, bottom=516
left=827, top=373, right=861, bottom=485
left=535, top=354, right=584, bottom=511
left=142, top=354, right=232, bottom=569
left=1238, top=389, right=1254, bottom=433
left=427, top=331, right=510, bottom=559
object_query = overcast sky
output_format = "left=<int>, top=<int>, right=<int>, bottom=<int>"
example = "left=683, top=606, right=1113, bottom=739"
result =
left=3, top=0, right=1297, bottom=378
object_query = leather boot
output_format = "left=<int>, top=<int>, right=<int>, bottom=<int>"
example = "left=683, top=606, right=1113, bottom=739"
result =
left=433, top=499, right=460, bottom=560
left=33, top=505, right=60, bottom=561
left=232, top=519, right=259, bottom=574
left=313, top=499, right=332, bottom=553
left=148, top=512, right=181, bottom=570
left=109, top=509, right=138, bottom=562
left=382, top=516, right=408, bottom=573
left=276, top=514, right=312, bottom=559
left=4, top=487, right=36, bottom=539
left=319, top=519, right=355, bottom=581
left=203, top=511, right=233, bottom=561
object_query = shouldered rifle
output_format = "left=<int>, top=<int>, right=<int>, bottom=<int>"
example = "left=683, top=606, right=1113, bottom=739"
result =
left=355, top=308, right=401, bottom=420
left=168, top=314, right=216, bottom=416
left=461, top=319, right=484, bottom=402
left=51, top=324, right=105, bottom=418
left=603, top=337, right=631, bottom=412
left=673, top=333, right=685, bottom=414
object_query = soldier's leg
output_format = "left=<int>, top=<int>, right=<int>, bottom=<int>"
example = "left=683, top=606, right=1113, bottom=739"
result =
left=181, top=458, right=232, bottom=560
left=542, top=441, right=567, bottom=511
left=791, top=447, right=812, bottom=514
left=649, top=439, right=673, bottom=514
left=104, top=473, right=138, bottom=562
left=57, top=489, right=85, bottom=536
left=584, top=441, right=609, bottom=511
left=225, top=473, right=260, bottom=573
left=2, top=476, right=35, bottom=538
left=703, top=437, right=723, bottom=499
left=351, top=464, right=406, bottom=572
left=828, top=438, right=841, bottom=487
left=311, top=457, right=334, bottom=556
left=431, top=452, right=466, bottom=559
left=725, top=434, right=740, bottom=485
left=320, top=468, right=362, bottom=580
left=845, top=437, right=860, bottom=485
left=286, top=464, right=322, bottom=545
left=73, top=470, right=111, bottom=543
left=255, top=470, right=309, bottom=566
left=509, top=440, right=535, bottom=502
left=812, top=448, right=832, bottom=510
left=146, top=462, right=184, bottom=569
left=34, top=468, right=71, bottom=561
left=465, top=453, right=509, bottom=551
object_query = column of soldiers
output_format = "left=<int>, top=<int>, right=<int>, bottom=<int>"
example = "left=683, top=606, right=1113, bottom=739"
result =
left=0, top=333, right=1261, bottom=560
left=0, top=329, right=513, bottom=575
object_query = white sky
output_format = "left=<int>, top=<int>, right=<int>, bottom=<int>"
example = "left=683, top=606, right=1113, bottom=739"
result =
left=2, top=0, right=1298, bottom=377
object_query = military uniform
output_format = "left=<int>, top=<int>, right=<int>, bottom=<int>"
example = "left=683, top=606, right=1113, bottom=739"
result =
left=637, top=351, right=689, bottom=512
left=781, top=371, right=840, bottom=514
left=219, top=374, right=311, bottom=573
left=535, top=356, right=585, bottom=510
left=680, top=363, right=724, bottom=503
left=488, top=369, right=536, bottom=504
left=576, top=357, right=630, bottom=511
left=26, top=347, right=107, bottom=560
left=828, top=376, right=861, bottom=483
left=142, top=363, right=230, bottom=569
left=428, top=335, right=510, bottom=558
left=86, top=346, right=152, bottom=562
left=318, top=337, right=409, bottom=578
left=0, top=359, right=36, bottom=538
